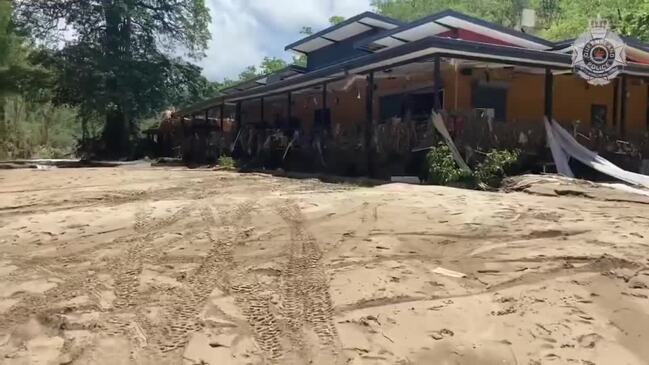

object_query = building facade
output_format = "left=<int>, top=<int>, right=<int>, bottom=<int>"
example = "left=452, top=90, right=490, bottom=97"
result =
left=169, top=10, right=649, bottom=176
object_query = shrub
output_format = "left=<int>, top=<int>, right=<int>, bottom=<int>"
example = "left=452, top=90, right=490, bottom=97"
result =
left=425, top=143, right=520, bottom=189
left=474, top=149, right=520, bottom=188
left=425, top=143, right=473, bottom=186
left=218, top=156, right=236, bottom=169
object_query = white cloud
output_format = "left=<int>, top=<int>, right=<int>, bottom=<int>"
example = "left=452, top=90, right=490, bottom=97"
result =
left=199, top=0, right=371, bottom=81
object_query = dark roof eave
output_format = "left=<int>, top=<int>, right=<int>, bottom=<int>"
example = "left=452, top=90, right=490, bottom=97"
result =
left=285, top=11, right=404, bottom=52
left=216, top=37, right=574, bottom=104
left=219, top=64, right=307, bottom=93
left=622, top=36, right=649, bottom=53
left=357, top=9, right=555, bottom=51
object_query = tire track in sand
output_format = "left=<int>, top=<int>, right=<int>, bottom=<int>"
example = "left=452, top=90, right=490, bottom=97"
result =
left=276, top=201, right=341, bottom=363
left=111, top=204, right=195, bottom=310
left=155, top=200, right=285, bottom=363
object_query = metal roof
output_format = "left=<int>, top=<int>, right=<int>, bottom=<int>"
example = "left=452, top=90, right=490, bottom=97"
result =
left=220, top=65, right=307, bottom=95
left=284, top=12, right=403, bottom=53
left=178, top=36, right=580, bottom=115
left=358, top=10, right=555, bottom=52
left=177, top=11, right=649, bottom=116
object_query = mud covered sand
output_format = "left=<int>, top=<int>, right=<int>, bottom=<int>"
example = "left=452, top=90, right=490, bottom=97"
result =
left=0, top=167, right=648, bottom=364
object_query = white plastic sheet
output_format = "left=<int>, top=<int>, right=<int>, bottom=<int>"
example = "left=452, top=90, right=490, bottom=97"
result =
left=544, top=119, right=649, bottom=189
left=544, top=118, right=574, bottom=178
left=432, top=112, right=471, bottom=172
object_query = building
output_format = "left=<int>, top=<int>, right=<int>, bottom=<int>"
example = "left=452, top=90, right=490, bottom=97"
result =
left=169, top=10, right=649, bottom=177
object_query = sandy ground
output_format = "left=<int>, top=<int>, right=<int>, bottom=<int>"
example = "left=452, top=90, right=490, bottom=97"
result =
left=0, top=167, right=648, bottom=365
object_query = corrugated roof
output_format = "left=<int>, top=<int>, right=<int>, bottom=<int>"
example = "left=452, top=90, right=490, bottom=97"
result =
left=285, top=12, right=403, bottom=53
left=358, top=10, right=555, bottom=52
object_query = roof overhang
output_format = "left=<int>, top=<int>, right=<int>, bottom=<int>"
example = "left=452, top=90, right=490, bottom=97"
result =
left=184, top=37, right=573, bottom=111
left=178, top=35, right=649, bottom=116
left=285, top=12, right=403, bottom=53
left=220, top=65, right=307, bottom=95
left=553, top=37, right=649, bottom=65
left=358, top=10, right=554, bottom=53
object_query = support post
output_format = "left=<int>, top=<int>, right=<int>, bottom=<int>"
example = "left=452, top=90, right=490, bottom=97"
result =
left=544, top=68, right=554, bottom=121
left=621, top=75, right=628, bottom=137
left=205, top=109, right=209, bottom=124
left=220, top=103, right=225, bottom=131
left=235, top=101, right=242, bottom=135
left=260, top=97, right=265, bottom=123
left=613, top=79, right=619, bottom=127
left=433, top=56, right=442, bottom=112
left=322, top=83, right=328, bottom=131
left=365, top=72, right=375, bottom=177
left=287, top=91, right=292, bottom=123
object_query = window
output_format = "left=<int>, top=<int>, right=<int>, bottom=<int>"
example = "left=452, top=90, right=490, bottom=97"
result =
left=472, top=85, right=507, bottom=122
left=379, top=90, right=445, bottom=124
left=380, top=94, right=406, bottom=122
left=591, top=104, right=607, bottom=128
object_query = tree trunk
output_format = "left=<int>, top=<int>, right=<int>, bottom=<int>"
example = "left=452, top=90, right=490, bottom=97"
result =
left=102, top=108, right=130, bottom=159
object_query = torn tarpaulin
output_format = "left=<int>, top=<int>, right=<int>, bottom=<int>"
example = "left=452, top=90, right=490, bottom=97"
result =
left=545, top=119, right=649, bottom=189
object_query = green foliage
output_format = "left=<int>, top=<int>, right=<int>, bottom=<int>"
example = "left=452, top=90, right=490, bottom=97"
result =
left=617, top=2, right=649, bottom=42
left=0, top=96, right=80, bottom=159
left=13, top=0, right=213, bottom=158
left=425, top=143, right=520, bottom=188
left=372, top=0, right=649, bottom=42
left=0, top=0, right=70, bottom=159
left=260, top=57, right=288, bottom=74
left=219, top=57, right=290, bottom=91
left=217, top=156, right=237, bottom=169
left=534, top=0, right=649, bottom=40
left=329, top=16, right=346, bottom=25
left=474, top=149, right=520, bottom=188
left=372, top=0, right=531, bottom=27
left=425, top=143, right=472, bottom=186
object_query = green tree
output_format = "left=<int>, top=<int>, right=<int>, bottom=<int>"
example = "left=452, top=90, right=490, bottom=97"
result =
left=260, top=56, right=288, bottom=74
left=0, top=0, right=50, bottom=100
left=372, top=0, right=649, bottom=41
left=329, top=16, right=346, bottom=25
left=14, top=0, right=212, bottom=158
left=372, top=0, right=532, bottom=27
left=232, top=57, right=288, bottom=85
left=619, top=3, right=649, bottom=42
left=535, top=0, right=648, bottom=40
left=1, top=0, right=58, bottom=159
left=238, top=65, right=259, bottom=82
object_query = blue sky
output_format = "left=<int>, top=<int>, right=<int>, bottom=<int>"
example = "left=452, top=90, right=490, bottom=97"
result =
left=199, top=0, right=372, bottom=81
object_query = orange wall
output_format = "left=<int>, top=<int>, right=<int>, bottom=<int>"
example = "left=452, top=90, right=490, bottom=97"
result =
left=553, top=75, right=615, bottom=127
left=627, top=79, right=648, bottom=131
left=239, top=67, right=648, bottom=134
left=508, top=72, right=545, bottom=123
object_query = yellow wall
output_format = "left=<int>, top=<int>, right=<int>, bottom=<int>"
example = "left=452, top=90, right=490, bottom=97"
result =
left=239, top=65, right=648, bottom=134
left=553, top=75, right=615, bottom=127
left=508, top=72, right=545, bottom=123
left=627, top=79, right=648, bottom=131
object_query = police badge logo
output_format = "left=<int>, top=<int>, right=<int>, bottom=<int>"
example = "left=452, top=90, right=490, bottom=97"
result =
left=572, top=19, right=626, bottom=86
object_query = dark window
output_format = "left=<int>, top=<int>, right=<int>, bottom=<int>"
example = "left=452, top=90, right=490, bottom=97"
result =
left=314, top=108, right=331, bottom=130
left=380, top=94, right=406, bottom=122
left=410, top=91, right=444, bottom=117
left=591, top=104, right=607, bottom=128
left=472, top=85, right=507, bottom=122
left=379, top=90, right=445, bottom=124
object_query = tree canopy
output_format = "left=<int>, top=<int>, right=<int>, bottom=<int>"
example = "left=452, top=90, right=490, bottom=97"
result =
left=13, top=0, right=214, bottom=157
left=371, top=0, right=529, bottom=28
left=371, top=0, right=649, bottom=41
